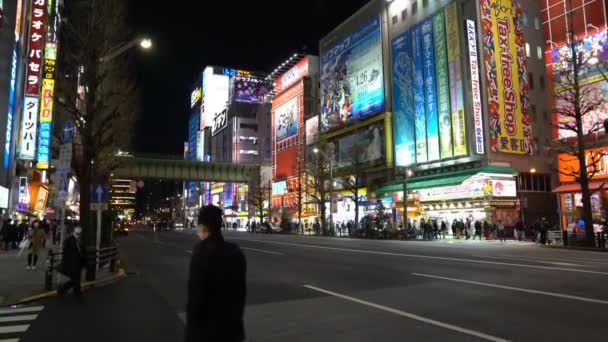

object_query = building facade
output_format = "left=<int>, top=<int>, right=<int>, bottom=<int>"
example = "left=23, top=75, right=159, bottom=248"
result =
left=542, top=0, right=608, bottom=230
left=185, top=66, right=272, bottom=227
left=270, top=54, right=320, bottom=227
left=318, top=0, right=555, bottom=231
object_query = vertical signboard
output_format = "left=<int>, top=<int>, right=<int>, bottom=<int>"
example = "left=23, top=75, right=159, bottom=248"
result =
left=480, top=0, right=532, bottom=154
left=433, top=12, right=453, bottom=159
left=421, top=19, right=439, bottom=161
left=4, top=45, right=18, bottom=168
left=391, top=31, right=415, bottom=166
left=412, top=25, right=427, bottom=163
left=445, top=2, right=467, bottom=156
left=24, top=0, right=47, bottom=97
left=466, top=20, right=484, bottom=154
left=36, top=43, right=57, bottom=169
left=19, top=97, right=39, bottom=159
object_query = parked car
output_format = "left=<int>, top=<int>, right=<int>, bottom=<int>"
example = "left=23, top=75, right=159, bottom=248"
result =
left=114, top=224, right=129, bottom=236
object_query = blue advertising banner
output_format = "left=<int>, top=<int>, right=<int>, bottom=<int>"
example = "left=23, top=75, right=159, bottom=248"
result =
left=35, top=122, right=52, bottom=168
left=421, top=19, right=439, bottom=162
left=188, top=112, right=200, bottom=161
left=4, top=43, right=18, bottom=169
left=412, top=25, right=427, bottom=163
left=320, top=15, right=384, bottom=131
left=391, top=31, right=415, bottom=167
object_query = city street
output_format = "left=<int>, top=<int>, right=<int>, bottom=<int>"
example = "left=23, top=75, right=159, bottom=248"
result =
left=8, top=229, right=608, bottom=341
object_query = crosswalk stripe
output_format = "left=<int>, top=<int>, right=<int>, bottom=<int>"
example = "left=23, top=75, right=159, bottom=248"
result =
left=0, top=314, right=38, bottom=323
left=0, top=324, right=29, bottom=334
left=0, top=306, right=44, bottom=315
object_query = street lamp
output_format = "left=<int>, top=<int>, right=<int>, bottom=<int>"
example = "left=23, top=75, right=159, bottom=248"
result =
left=313, top=147, right=334, bottom=233
left=99, top=37, right=153, bottom=63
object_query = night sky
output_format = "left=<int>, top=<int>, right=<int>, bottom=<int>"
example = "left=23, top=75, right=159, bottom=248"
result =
left=129, top=0, right=369, bottom=155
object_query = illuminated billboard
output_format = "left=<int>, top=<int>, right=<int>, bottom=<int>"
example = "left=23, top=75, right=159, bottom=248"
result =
left=275, top=56, right=310, bottom=93
left=467, top=20, right=484, bottom=154
left=19, top=96, right=39, bottom=160
left=202, top=68, right=229, bottom=128
left=337, top=123, right=385, bottom=167
left=275, top=96, right=299, bottom=142
left=480, top=0, right=533, bottom=154
left=233, top=75, right=271, bottom=104
left=556, top=81, right=608, bottom=139
left=4, top=44, right=18, bottom=169
left=305, top=116, right=319, bottom=146
left=187, top=112, right=199, bottom=160
left=24, top=0, right=47, bottom=97
left=36, top=43, right=57, bottom=169
left=391, top=7, right=467, bottom=166
left=320, top=15, right=384, bottom=131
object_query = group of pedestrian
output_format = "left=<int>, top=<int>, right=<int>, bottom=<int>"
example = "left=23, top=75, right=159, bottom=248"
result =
left=0, top=218, right=30, bottom=251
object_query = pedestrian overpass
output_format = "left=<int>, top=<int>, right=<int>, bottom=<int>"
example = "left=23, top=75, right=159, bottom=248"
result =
left=111, top=155, right=260, bottom=182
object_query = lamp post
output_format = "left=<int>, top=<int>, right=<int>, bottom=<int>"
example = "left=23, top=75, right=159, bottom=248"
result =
left=99, top=37, right=152, bottom=63
left=313, top=147, right=334, bottom=234
left=402, top=167, right=413, bottom=227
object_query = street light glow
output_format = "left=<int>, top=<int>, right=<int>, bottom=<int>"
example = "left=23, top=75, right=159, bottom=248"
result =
left=530, top=168, right=537, bottom=173
left=140, top=38, right=152, bottom=49
left=313, top=148, right=319, bottom=154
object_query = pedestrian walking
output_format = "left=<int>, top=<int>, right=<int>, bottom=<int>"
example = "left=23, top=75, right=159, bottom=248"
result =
left=26, top=220, right=46, bottom=270
left=540, top=217, right=549, bottom=245
left=474, top=220, right=483, bottom=240
left=58, top=226, right=84, bottom=296
left=451, top=219, right=457, bottom=239
left=440, top=221, right=447, bottom=239
left=186, top=205, right=246, bottom=342
left=498, top=220, right=506, bottom=242
left=464, top=219, right=471, bottom=240
left=483, top=221, right=490, bottom=240
left=515, top=220, right=524, bottom=241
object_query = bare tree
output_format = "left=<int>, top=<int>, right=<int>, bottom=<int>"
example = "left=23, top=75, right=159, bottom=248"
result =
left=249, top=171, right=270, bottom=230
left=55, top=0, right=139, bottom=247
left=306, top=143, right=332, bottom=233
left=552, top=3, right=608, bottom=245
left=338, top=144, right=367, bottom=236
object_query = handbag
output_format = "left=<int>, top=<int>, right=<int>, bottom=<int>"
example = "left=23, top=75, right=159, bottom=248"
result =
left=18, top=238, right=30, bottom=249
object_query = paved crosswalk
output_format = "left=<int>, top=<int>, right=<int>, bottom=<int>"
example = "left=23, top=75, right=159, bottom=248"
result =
left=0, top=305, right=44, bottom=342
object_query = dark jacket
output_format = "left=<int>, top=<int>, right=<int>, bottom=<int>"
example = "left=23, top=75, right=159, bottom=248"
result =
left=61, top=235, right=83, bottom=277
left=186, top=235, right=246, bottom=342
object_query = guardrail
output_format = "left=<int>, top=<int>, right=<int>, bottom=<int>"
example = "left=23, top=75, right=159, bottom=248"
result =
left=45, top=244, right=120, bottom=290
left=547, top=230, right=607, bottom=249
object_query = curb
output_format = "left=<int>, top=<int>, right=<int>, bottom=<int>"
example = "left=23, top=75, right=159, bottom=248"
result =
left=13, top=267, right=127, bottom=305
left=541, top=244, right=608, bottom=252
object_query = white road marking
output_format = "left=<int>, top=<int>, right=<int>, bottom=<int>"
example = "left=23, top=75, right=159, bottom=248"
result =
left=241, top=247, right=283, bottom=255
left=0, top=306, right=44, bottom=315
left=0, top=339, right=20, bottom=342
left=185, top=250, right=192, bottom=254
left=230, top=238, right=608, bottom=276
left=178, top=312, right=186, bottom=324
left=471, top=255, right=587, bottom=267
left=412, top=273, right=608, bottom=305
left=0, top=314, right=38, bottom=323
left=0, top=325, right=29, bottom=334
left=304, top=285, right=510, bottom=342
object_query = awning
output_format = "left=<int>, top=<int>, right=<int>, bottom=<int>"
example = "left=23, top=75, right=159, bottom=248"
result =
left=552, top=181, right=607, bottom=193
left=376, top=165, right=516, bottom=196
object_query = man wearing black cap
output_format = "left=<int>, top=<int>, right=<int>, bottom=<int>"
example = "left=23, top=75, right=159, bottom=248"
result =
left=186, top=205, right=247, bottom=342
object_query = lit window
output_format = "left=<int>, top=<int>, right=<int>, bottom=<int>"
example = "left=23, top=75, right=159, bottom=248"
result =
left=534, top=16, right=540, bottom=30
left=536, top=46, right=543, bottom=60
left=525, top=43, right=530, bottom=58
left=522, top=12, right=528, bottom=26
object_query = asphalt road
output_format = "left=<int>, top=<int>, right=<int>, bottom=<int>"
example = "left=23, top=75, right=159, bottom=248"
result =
left=13, top=229, right=608, bottom=341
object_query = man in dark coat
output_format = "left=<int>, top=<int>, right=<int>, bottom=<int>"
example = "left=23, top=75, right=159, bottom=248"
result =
left=186, top=205, right=246, bottom=342
left=58, top=226, right=84, bottom=295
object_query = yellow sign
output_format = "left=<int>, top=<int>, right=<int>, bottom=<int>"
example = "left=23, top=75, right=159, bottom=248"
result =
left=39, top=79, right=54, bottom=122
left=481, top=0, right=530, bottom=154
left=445, top=2, right=460, bottom=62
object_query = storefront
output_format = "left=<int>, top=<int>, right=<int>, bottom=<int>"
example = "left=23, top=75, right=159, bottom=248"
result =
left=377, top=166, right=519, bottom=227
left=554, top=148, right=608, bottom=231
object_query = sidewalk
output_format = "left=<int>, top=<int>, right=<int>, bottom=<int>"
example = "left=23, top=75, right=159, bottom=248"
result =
left=0, top=246, right=52, bottom=305
left=0, top=242, right=119, bottom=305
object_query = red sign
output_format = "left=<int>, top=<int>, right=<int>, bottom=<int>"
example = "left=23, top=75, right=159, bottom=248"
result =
left=274, top=56, right=309, bottom=94
left=24, top=0, right=47, bottom=97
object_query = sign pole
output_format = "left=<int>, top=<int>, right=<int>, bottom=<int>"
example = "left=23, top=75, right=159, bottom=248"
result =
left=96, top=208, right=101, bottom=269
